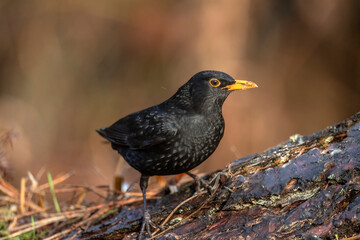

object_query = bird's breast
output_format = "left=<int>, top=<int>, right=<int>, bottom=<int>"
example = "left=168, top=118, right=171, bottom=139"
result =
left=120, top=113, right=225, bottom=176
left=183, top=116, right=224, bottom=158
left=151, top=114, right=224, bottom=175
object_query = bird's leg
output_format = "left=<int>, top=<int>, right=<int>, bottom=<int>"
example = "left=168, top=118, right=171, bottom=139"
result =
left=139, top=175, right=151, bottom=240
left=186, top=172, right=212, bottom=194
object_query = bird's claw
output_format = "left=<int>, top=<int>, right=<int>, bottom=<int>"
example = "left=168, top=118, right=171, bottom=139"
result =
left=195, top=177, right=213, bottom=194
left=186, top=172, right=219, bottom=195
left=139, top=211, right=152, bottom=240
left=138, top=211, right=165, bottom=239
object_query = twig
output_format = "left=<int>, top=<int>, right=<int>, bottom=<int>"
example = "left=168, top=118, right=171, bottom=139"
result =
left=342, top=235, right=360, bottom=240
left=152, top=192, right=205, bottom=236
left=149, top=180, right=220, bottom=240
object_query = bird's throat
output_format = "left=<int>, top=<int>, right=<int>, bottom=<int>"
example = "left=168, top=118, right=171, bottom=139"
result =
left=193, top=96, right=225, bottom=115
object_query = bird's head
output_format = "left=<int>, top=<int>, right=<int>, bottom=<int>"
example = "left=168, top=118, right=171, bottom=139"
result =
left=178, top=70, right=257, bottom=113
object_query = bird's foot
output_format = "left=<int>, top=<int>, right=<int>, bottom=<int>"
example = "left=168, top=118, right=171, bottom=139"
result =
left=186, top=171, right=223, bottom=196
left=138, top=211, right=165, bottom=240
left=196, top=177, right=212, bottom=194
left=139, top=210, right=152, bottom=240
left=186, top=172, right=214, bottom=195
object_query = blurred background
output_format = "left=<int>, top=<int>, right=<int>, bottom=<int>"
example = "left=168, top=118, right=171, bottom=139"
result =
left=0, top=0, right=359, bottom=189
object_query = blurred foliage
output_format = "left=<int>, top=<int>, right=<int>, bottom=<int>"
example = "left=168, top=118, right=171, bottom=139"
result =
left=0, top=0, right=359, bottom=188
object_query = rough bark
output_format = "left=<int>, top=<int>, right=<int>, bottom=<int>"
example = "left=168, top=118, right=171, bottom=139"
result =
left=68, top=112, right=360, bottom=239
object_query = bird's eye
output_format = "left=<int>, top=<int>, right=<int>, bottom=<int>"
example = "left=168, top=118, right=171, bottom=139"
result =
left=209, top=78, right=221, bottom=88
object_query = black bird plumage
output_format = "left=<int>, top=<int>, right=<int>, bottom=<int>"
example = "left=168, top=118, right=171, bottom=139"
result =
left=96, top=70, right=257, bottom=239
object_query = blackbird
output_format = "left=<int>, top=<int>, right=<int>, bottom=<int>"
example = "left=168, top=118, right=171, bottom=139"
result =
left=96, top=70, right=257, bottom=239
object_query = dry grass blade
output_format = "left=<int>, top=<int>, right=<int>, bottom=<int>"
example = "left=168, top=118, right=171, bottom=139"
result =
left=0, top=171, right=88, bottom=239
left=36, top=171, right=74, bottom=192
left=0, top=176, right=19, bottom=198
left=1, top=167, right=223, bottom=240
left=0, top=176, right=44, bottom=213
left=1, top=207, right=50, bottom=222
left=20, top=178, right=26, bottom=214
left=75, top=190, right=86, bottom=207
left=1, top=213, right=84, bottom=240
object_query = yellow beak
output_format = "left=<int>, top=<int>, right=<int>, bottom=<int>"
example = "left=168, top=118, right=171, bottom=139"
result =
left=222, top=80, right=258, bottom=91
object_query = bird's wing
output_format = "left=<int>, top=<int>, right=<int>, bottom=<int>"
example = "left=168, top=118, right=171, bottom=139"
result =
left=97, top=109, right=179, bottom=149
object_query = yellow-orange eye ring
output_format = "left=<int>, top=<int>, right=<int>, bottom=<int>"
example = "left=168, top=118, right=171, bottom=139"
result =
left=209, top=78, right=221, bottom=88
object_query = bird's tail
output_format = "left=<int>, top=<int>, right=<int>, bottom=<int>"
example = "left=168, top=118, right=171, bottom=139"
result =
left=96, top=128, right=110, bottom=140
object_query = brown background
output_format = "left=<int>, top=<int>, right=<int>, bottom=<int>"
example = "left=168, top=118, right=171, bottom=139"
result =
left=0, top=1, right=359, bottom=189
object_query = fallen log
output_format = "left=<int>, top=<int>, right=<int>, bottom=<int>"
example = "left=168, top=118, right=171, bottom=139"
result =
left=68, top=112, right=360, bottom=239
